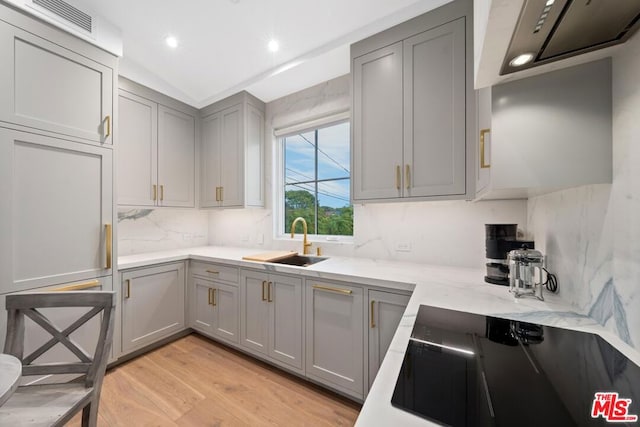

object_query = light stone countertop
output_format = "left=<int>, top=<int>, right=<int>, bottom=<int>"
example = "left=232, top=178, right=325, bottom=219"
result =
left=118, top=246, right=640, bottom=426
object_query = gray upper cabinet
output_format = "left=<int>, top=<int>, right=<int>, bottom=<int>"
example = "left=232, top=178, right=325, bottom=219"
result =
left=118, top=79, right=197, bottom=208
left=475, top=59, right=613, bottom=200
left=118, top=91, right=157, bottom=206
left=200, top=92, right=264, bottom=208
left=352, top=43, right=403, bottom=200
left=0, top=18, right=114, bottom=146
left=158, top=105, right=195, bottom=207
left=403, top=18, right=466, bottom=197
left=0, top=128, right=113, bottom=294
left=351, top=0, right=474, bottom=203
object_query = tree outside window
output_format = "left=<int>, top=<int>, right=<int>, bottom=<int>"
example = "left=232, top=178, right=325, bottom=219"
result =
left=283, top=121, right=352, bottom=236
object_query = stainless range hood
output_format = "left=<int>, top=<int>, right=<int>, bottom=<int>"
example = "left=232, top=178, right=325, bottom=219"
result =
left=501, top=0, right=640, bottom=75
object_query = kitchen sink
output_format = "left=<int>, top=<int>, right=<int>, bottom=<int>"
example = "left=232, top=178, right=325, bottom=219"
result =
left=269, top=255, right=328, bottom=267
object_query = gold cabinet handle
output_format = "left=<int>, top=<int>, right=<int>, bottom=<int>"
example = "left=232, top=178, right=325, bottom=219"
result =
left=405, top=165, right=411, bottom=190
left=208, top=288, right=213, bottom=305
left=267, top=281, right=273, bottom=302
left=153, top=184, right=157, bottom=201
left=105, top=224, right=112, bottom=269
left=370, top=300, right=376, bottom=328
left=160, top=185, right=164, bottom=201
left=105, top=115, right=111, bottom=138
left=53, top=279, right=100, bottom=292
left=480, top=128, right=491, bottom=169
left=261, top=280, right=267, bottom=301
left=125, top=279, right=131, bottom=299
left=212, top=288, right=217, bottom=306
left=396, top=165, right=401, bottom=190
left=220, top=186, right=223, bottom=202
left=312, top=284, right=352, bottom=295
left=215, top=187, right=219, bottom=202
left=206, top=269, right=219, bottom=275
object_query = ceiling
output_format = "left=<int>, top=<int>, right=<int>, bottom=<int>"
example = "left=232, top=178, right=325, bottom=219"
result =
left=74, top=0, right=452, bottom=107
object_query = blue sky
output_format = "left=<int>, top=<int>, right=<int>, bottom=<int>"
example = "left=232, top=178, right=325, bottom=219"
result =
left=284, top=122, right=350, bottom=208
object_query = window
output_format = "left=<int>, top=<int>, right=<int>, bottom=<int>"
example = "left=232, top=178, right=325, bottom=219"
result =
left=280, top=120, right=352, bottom=238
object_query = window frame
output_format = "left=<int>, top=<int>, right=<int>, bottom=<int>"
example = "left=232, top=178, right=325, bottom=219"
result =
left=275, top=116, right=353, bottom=243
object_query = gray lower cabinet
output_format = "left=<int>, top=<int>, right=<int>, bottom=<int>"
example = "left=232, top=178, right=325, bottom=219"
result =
left=121, top=263, right=186, bottom=354
left=367, top=290, right=410, bottom=390
left=305, top=280, right=364, bottom=398
left=191, top=276, right=239, bottom=344
left=240, top=270, right=304, bottom=371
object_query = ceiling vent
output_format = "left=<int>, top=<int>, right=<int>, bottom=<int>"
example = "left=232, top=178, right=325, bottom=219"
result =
left=30, top=0, right=94, bottom=36
left=4, top=0, right=122, bottom=56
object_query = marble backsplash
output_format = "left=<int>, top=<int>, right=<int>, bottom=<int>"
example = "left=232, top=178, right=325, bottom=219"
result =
left=209, top=199, right=528, bottom=269
left=528, top=33, right=640, bottom=349
left=117, top=208, right=208, bottom=256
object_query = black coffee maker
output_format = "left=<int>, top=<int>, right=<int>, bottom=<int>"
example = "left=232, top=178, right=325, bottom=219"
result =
left=485, top=224, right=534, bottom=286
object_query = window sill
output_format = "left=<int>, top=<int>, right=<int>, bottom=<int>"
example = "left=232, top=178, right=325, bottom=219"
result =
left=275, top=235, right=354, bottom=245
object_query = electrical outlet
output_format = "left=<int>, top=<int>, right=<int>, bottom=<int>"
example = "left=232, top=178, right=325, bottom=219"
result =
left=257, top=233, right=264, bottom=245
left=182, top=233, right=192, bottom=241
left=396, top=241, right=412, bottom=252
left=241, top=233, right=250, bottom=242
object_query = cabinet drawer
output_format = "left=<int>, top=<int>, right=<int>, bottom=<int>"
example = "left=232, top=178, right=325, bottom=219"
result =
left=190, top=261, right=238, bottom=283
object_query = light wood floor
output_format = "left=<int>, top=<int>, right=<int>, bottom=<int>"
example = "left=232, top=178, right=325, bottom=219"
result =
left=68, top=334, right=361, bottom=426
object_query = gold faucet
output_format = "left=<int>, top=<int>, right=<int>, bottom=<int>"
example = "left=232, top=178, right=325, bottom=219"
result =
left=290, top=217, right=312, bottom=255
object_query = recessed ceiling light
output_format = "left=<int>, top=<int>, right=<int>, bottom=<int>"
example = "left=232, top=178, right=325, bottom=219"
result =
left=545, top=0, right=555, bottom=6
left=509, top=53, right=535, bottom=67
left=165, top=35, right=178, bottom=49
left=268, top=39, right=279, bottom=53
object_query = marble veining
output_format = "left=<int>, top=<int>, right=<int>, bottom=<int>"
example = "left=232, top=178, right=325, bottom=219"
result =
left=117, top=208, right=209, bottom=256
left=118, top=209, right=153, bottom=221
left=527, top=34, right=640, bottom=352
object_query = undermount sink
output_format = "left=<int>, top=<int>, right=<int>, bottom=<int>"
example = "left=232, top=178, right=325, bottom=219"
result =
left=269, top=255, right=328, bottom=267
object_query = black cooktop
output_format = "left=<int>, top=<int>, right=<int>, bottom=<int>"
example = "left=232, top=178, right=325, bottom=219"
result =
left=391, top=305, right=640, bottom=426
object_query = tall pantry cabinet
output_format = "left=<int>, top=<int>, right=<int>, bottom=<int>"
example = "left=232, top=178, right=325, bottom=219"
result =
left=0, top=3, right=118, bottom=353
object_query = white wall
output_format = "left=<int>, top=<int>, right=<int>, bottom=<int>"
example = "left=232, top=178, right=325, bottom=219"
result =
left=528, top=32, right=640, bottom=348
left=208, top=74, right=528, bottom=269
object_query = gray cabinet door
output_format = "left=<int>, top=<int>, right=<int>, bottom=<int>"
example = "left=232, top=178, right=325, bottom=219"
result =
left=0, top=20, right=112, bottom=145
left=200, top=112, right=222, bottom=208
left=211, top=281, right=239, bottom=344
left=352, top=42, right=404, bottom=201
left=220, top=105, right=243, bottom=207
left=0, top=129, right=113, bottom=294
left=118, top=90, right=157, bottom=206
left=191, top=277, right=215, bottom=333
left=121, top=263, right=185, bottom=354
left=403, top=18, right=466, bottom=197
left=157, top=105, right=195, bottom=207
left=367, top=290, right=410, bottom=390
left=239, top=270, right=269, bottom=355
left=306, top=281, right=364, bottom=397
left=269, top=275, right=303, bottom=370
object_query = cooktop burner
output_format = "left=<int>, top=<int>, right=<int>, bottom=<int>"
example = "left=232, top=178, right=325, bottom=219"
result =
left=391, top=305, right=640, bottom=426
